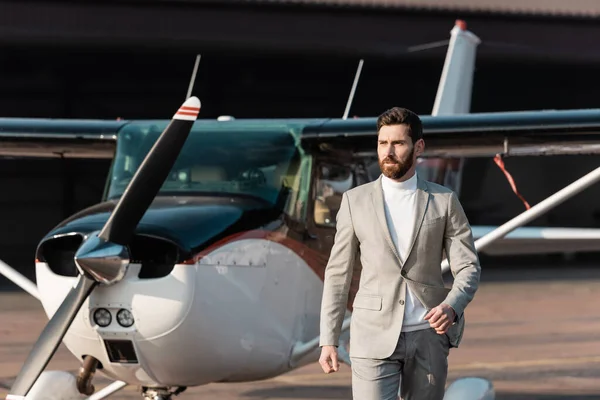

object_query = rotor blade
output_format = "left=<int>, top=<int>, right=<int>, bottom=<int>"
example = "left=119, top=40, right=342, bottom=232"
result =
left=98, top=97, right=201, bottom=245
left=8, top=275, right=97, bottom=398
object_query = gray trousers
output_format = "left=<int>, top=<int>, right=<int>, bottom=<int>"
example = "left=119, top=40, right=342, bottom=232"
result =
left=350, top=328, right=450, bottom=400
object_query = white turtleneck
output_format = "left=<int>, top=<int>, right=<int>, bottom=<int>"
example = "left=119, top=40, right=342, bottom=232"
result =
left=381, top=172, right=430, bottom=332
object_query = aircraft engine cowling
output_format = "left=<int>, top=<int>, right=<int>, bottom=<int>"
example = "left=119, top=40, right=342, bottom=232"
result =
left=31, top=198, right=321, bottom=388
left=37, top=233, right=180, bottom=280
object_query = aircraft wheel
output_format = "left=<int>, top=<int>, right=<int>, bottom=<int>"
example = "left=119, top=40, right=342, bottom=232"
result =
left=443, top=376, right=495, bottom=400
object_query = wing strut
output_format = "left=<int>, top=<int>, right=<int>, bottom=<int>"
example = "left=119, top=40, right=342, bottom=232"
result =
left=85, top=381, right=128, bottom=400
left=0, top=259, right=39, bottom=300
left=442, top=165, right=600, bottom=273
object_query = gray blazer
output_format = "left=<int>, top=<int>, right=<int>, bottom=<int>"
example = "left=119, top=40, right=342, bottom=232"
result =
left=319, top=175, right=481, bottom=359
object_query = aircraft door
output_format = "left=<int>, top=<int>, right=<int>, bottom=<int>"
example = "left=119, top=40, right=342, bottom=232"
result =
left=306, top=160, right=358, bottom=255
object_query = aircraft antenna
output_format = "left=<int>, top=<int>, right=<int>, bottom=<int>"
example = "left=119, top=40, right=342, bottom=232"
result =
left=342, top=58, right=364, bottom=120
left=186, top=54, right=201, bottom=99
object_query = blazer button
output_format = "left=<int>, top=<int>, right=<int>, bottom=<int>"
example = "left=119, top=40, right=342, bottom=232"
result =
left=399, top=300, right=405, bottom=305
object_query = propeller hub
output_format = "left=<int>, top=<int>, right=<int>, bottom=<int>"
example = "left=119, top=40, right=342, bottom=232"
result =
left=74, top=231, right=130, bottom=285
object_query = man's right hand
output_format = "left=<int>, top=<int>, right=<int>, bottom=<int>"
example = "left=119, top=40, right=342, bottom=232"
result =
left=319, top=345, right=339, bottom=373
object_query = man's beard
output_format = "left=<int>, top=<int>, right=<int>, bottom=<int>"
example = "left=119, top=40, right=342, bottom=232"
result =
left=379, top=148, right=414, bottom=180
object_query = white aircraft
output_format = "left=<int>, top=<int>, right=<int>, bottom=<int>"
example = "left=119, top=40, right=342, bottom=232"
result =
left=4, top=19, right=600, bottom=400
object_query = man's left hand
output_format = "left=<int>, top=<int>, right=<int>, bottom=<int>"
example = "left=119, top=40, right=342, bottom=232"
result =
left=424, top=304, right=455, bottom=334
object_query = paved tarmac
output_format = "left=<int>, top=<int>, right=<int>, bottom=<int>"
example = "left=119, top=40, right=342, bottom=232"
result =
left=1, top=264, right=599, bottom=399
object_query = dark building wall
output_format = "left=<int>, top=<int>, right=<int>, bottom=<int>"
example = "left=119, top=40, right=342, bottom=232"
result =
left=2, top=1, right=600, bottom=121
left=2, top=47, right=600, bottom=120
left=0, top=158, right=111, bottom=288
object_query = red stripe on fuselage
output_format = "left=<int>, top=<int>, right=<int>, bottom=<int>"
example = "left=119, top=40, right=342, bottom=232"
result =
left=190, top=229, right=328, bottom=279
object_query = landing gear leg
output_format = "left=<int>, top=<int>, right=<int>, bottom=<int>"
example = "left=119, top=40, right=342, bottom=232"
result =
left=141, top=386, right=187, bottom=400
left=77, top=355, right=99, bottom=395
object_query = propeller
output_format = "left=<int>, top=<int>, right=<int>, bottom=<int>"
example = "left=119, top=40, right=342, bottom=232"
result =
left=6, top=96, right=201, bottom=399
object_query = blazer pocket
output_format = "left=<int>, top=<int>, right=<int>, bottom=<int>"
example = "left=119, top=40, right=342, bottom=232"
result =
left=402, top=272, right=451, bottom=309
left=415, top=284, right=451, bottom=309
left=352, top=294, right=383, bottom=311
left=422, top=215, right=446, bottom=226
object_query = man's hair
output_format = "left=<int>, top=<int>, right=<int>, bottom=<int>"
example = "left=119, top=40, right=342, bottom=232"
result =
left=376, top=107, right=423, bottom=143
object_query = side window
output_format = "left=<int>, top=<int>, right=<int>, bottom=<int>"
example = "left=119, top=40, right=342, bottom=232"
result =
left=313, top=163, right=354, bottom=227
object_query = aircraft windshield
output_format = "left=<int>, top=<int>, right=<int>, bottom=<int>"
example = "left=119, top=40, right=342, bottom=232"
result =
left=105, top=121, right=300, bottom=205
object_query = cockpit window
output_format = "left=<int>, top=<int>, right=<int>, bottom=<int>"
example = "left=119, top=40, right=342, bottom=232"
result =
left=313, top=163, right=355, bottom=226
left=106, top=121, right=301, bottom=206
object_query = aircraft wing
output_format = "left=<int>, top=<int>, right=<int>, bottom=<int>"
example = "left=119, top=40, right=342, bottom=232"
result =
left=303, top=109, right=600, bottom=258
left=472, top=225, right=600, bottom=256
left=0, top=118, right=125, bottom=159
left=301, top=108, right=600, bottom=158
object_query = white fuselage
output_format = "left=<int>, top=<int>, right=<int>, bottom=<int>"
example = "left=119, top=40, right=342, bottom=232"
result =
left=36, top=237, right=326, bottom=387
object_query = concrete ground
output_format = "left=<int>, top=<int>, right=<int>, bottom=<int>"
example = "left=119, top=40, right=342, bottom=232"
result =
left=1, top=264, right=599, bottom=399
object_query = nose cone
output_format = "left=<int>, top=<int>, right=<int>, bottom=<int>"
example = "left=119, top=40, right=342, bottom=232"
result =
left=74, top=232, right=130, bottom=285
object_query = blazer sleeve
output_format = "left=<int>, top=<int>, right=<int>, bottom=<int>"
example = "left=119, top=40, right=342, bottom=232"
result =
left=319, top=192, right=359, bottom=347
left=442, top=191, right=481, bottom=319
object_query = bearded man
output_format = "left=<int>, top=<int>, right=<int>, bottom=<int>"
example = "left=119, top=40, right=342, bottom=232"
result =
left=317, top=107, right=481, bottom=400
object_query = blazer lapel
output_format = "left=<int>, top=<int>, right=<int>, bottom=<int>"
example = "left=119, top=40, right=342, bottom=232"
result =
left=370, top=176, right=402, bottom=265
left=404, top=177, right=430, bottom=263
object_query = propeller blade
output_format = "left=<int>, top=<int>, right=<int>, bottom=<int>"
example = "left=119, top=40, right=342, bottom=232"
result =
left=98, top=97, right=201, bottom=245
left=7, top=97, right=200, bottom=399
left=7, top=275, right=97, bottom=398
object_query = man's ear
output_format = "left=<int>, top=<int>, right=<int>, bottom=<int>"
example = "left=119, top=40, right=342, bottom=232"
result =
left=415, top=138, right=425, bottom=156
